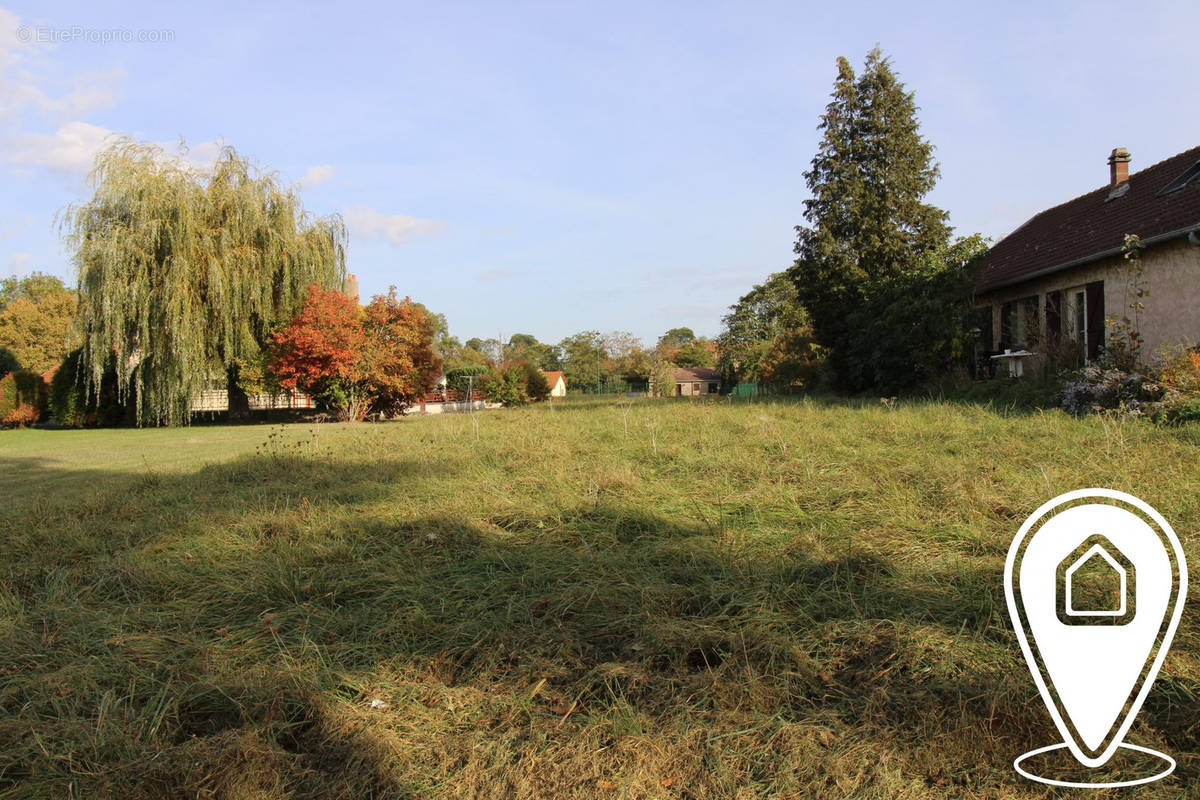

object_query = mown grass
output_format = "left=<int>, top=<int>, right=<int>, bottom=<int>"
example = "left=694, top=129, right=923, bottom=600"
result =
left=2, top=396, right=1200, bottom=798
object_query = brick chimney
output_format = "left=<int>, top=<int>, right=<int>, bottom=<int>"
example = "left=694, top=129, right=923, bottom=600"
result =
left=1108, top=147, right=1131, bottom=186
left=343, top=273, right=359, bottom=303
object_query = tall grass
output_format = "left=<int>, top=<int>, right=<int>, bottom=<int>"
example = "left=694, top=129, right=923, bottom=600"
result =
left=2, top=396, right=1199, bottom=797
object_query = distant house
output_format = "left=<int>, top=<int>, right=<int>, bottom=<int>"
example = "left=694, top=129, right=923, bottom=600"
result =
left=974, top=145, right=1200, bottom=368
left=543, top=370, right=567, bottom=397
left=672, top=367, right=721, bottom=397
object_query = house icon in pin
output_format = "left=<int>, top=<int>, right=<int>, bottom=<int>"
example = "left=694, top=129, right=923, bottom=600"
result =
left=1056, top=534, right=1136, bottom=626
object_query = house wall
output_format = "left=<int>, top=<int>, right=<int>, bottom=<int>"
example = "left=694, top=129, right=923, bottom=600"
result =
left=975, top=237, right=1200, bottom=362
left=550, top=379, right=567, bottom=397
left=675, top=380, right=720, bottom=397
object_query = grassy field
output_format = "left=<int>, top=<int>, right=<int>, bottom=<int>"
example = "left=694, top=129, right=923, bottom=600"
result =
left=3, top=396, right=1200, bottom=798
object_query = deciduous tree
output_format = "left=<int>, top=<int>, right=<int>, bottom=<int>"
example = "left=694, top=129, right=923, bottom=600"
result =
left=61, top=139, right=345, bottom=425
left=269, top=284, right=367, bottom=418
left=270, top=285, right=441, bottom=419
left=717, top=272, right=823, bottom=387
left=559, top=331, right=605, bottom=393
left=361, top=289, right=442, bottom=415
left=0, top=272, right=76, bottom=375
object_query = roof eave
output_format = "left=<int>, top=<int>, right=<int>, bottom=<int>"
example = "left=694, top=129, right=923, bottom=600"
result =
left=976, top=223, right=1200, bottom=295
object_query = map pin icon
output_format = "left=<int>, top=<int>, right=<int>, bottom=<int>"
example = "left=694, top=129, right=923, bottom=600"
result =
left=1004, top=489, right=1186, bottom=788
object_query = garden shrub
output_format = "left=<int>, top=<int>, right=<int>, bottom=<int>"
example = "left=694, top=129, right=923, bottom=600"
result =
left=524, top=363, right=551, bottom=402
left=0, top=373, right=15, bottom=418
left=1060, top=365, right=1157, bottom=417
left=48, top=349, right=125, bottom=427
left=0, top=369, right=47, bottom=428
left=445, top=365, right=490, bottom=396
left=480, top=363, right=529, bottom=407
left=1146, top=348, right=1200, bottom=425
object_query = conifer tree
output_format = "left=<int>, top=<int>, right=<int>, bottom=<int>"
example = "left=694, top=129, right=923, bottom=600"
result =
left=790, top=48, right=978, bottom=390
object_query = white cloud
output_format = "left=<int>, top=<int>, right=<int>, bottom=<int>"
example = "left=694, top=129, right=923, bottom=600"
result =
left=343, top=204, right=446, bottom=245
left=0, top=10, right=122, bottom=122
left=8, top=252, right=34, bottom=275
left=298, top=164, right=334, bottom=189
left=7, top=122, right=227, bottom=179
left=9, top=120, right=116, bottom=174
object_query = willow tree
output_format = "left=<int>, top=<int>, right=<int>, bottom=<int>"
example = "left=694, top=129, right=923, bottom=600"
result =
left=60, top=138, right=346, bottom=425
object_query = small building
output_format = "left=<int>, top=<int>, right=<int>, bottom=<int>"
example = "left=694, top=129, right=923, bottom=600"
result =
left=672, top=367, right=722, bottom=397
left=543, top=370, right=567, bottom=397
left=974, top=145, right=1200, bottom=371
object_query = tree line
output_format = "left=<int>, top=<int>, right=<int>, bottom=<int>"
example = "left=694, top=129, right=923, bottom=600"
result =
left=3, top=46, right=993, bottom=426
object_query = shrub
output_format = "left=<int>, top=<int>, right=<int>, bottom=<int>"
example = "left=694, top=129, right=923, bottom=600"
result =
left=445, top=365, right=490, bottom=396
left=525, top=364, right=551, bottom=402
left=1058, top=348, right=1200, bottom=425
left=0, top=369, right=47, bottom=428
left=2, top=403, right=40, bottom=428
left=1060, top=365, right=1158, bottom=417
left=480, top=362, right=529, bottom=407
left=1157, top=349, right=1200, bottom=393
left=0, top=374, right=14, bottom=419
left=48, top=349, right=125, bottom=427
left=1146, top=348, right=1200, bottom=425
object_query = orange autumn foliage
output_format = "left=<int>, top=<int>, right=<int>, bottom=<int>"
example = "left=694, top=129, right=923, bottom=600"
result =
left=269, top=283, right=441, bottom=418
left=270, top=284, right=366, bottom=390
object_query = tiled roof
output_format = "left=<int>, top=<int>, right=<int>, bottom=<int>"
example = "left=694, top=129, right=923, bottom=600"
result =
left=543, top=370, right=565, bottom=387
left=976, top=145, right=1200, bottom=293
left=674, top=367, right=722, bottom=382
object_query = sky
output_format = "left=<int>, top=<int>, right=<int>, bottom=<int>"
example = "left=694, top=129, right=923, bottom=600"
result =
left=2, top=1, right=1198, bottom=346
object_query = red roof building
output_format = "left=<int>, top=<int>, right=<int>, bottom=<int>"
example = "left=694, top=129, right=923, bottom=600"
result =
left=974, top=146, right=1200, bottom=365
left=543, top=370, right=567, bottom=397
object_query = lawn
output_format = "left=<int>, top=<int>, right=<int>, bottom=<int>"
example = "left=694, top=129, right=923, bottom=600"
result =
left=2, top=396, right=1199, bottom=798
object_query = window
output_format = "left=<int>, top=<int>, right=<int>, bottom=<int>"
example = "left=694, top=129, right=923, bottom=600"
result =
left=1022, top=296, right=1040, bottom=346
left=1000, top=295, right=1040, bottom=349
left=707, top=382, right=718, bottom=394
left=1158, top=159, right=1200, bottom=196
left=1045, top=291, right=1062, bottom=343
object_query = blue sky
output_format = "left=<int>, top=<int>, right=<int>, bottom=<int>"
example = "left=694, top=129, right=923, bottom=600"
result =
left=2, top=1, right=1198, bottom=345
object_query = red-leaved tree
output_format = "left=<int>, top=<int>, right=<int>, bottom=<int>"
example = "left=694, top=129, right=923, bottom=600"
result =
left=361, top=289, right=442, bottom=415
left=269, top=283, right=441, bottom=420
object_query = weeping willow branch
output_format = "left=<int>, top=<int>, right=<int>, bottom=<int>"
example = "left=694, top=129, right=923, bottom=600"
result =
left=59, top=138, right=346, bottom=426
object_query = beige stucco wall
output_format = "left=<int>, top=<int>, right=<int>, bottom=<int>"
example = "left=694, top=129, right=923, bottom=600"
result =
left=550, top=379, right=567, bottom=397
left=975, top=236, right=1200, bottom=361
left=676, top=380, right=720, bottom=397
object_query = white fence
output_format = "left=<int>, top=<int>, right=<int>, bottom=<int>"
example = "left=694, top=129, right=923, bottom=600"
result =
left=414, top=399, right=501, bottom=415
left=190, top=389, right=315, bottom=413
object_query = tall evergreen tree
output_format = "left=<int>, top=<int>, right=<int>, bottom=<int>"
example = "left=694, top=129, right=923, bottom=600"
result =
left=61, top=139, right=346, bottom=425
left=790, top=48, right=972, bottom=390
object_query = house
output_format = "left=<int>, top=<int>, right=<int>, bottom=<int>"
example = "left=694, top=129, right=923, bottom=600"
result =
left=974, top=146, right=1200, bottom=370
left=543, top=370, right=567, bottom=397
left=672, top=366, right=722, bottom=397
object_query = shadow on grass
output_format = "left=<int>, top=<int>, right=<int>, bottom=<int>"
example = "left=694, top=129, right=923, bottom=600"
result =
left=2, top=451, right=1197, bottom=797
